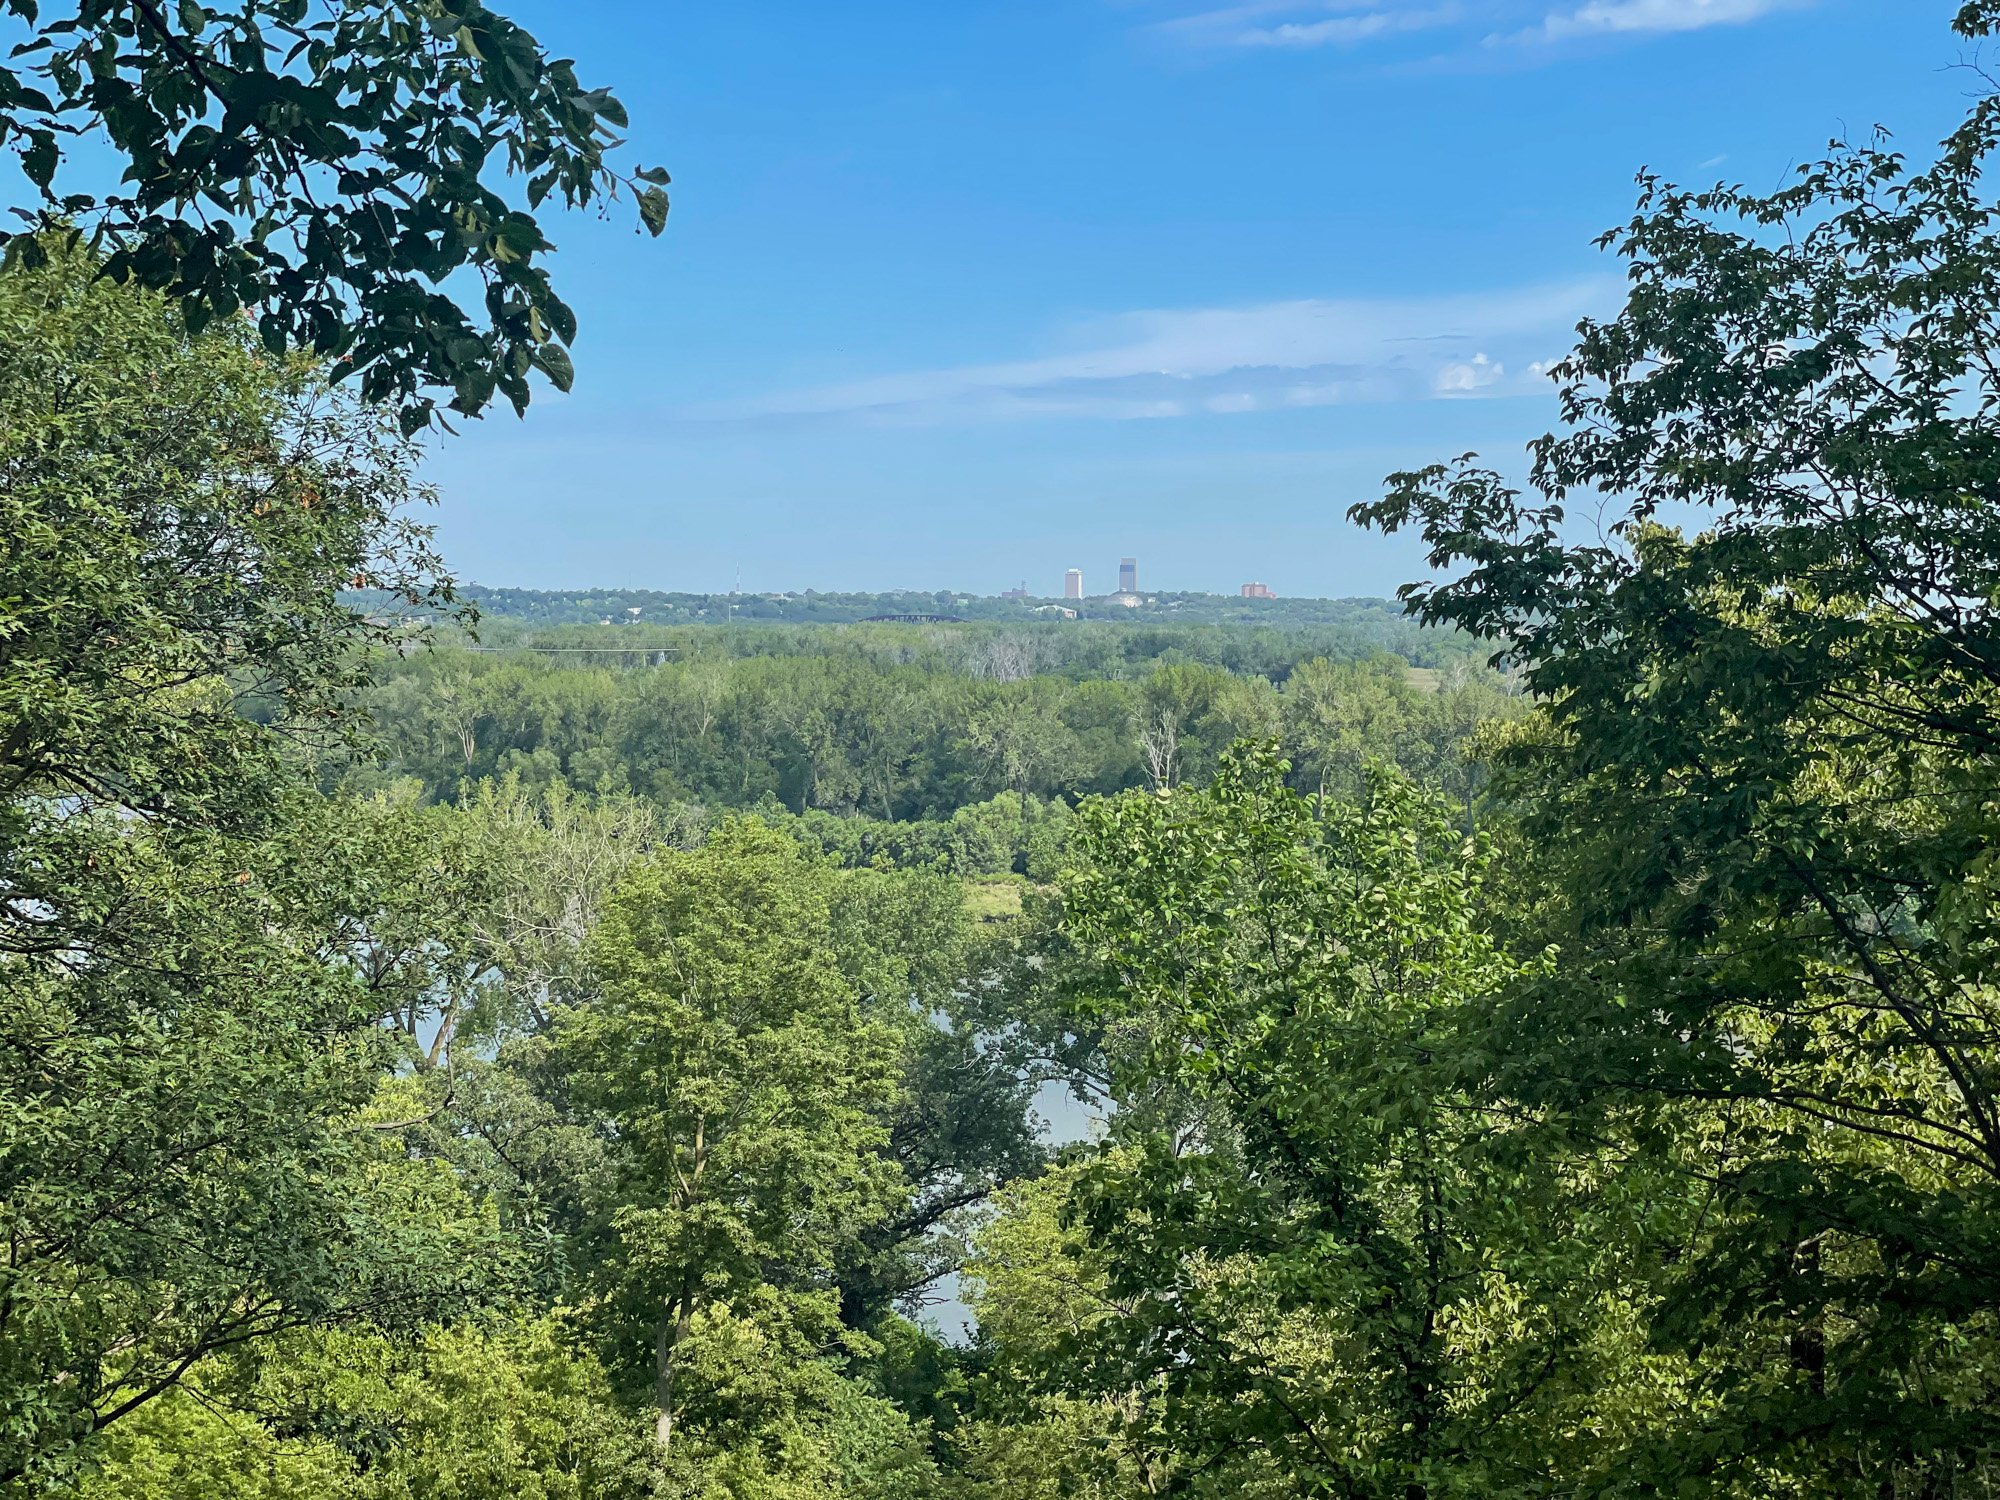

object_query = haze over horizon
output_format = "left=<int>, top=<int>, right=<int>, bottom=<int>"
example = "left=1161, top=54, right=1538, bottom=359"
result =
left=454, top=572, right=1327, bottom=601
left=422, top=0, right=1974, bottom=599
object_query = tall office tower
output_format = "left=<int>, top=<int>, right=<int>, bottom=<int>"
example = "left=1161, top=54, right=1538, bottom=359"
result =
left=1064, top=569, right=1083, bottom=600
left=1119, top=557, right=1137, bottom=593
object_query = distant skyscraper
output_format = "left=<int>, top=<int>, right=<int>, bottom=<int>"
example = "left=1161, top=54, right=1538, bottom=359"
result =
left=1119, top=557, right=1137, bottom=593
left=1241, top=582, right=1275, bottom=599
left=1064, top=569, right=1083, bottom=600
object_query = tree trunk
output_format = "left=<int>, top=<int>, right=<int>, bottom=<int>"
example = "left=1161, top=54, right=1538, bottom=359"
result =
left=655, top=1299, right=690, bottom=1449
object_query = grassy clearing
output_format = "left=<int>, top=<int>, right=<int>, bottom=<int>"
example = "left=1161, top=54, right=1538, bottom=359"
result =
left=964, top=879, right=1024, bottom=921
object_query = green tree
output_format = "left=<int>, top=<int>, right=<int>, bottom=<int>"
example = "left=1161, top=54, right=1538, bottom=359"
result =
left=954, top=1163, right=1171, bottom=1500
left=552, top=823, right=905, bottom=1451
left=1280, top=657, right=1414, bottom=803
left=1, top=242, right=446, bottom=912
left=1134, top=661, right=1277, bottom=792
left=1352, top=17, right=2000, bottom=1487
left=823, top=867, right=1044, bottom=1326
left=0, top=792, right=522, bottom=1491
left=648, top=1306, right=945, bottom=1500
left=0, top=251, right=495, bottom=1487
left=74, top=1319, right=659, bottom=1500
left=447, top=775, right=672, bottom=1040
left=1050, top=750, right=1682, bottom=1498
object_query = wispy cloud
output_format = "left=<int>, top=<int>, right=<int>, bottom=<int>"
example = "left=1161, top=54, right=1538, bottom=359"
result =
left=1241, top=7, right=1460, bottom=47
left=1148, top=0, right=1815, bottom=55
left=682, top=279, right=1616, bottom=426
left=1510, top=0, right=1809, bottom=43
left=1155, top=1, right=1461, bottom=50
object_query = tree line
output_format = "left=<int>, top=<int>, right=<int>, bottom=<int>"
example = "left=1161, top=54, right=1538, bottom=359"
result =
left=331, top=638, right=1510, bottom=850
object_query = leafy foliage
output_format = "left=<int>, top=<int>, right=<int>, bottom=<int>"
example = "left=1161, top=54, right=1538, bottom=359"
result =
left=51, top=15, right=2000, bottom=1495
left=74, top=1321, right=661, bottom=1499
left=1352, top=59, right=2000, bottom=1495
left=0, top=250, right=490, bottom=1487
left=1045, top=752, right=1683, bottom=1498
left=0, top=0, right=667, bottom=426
left=552, top=824, right=909, bottom=1447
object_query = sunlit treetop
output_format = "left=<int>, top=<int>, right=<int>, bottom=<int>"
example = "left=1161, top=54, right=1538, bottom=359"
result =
left=0, top=0, right=669, bottom=431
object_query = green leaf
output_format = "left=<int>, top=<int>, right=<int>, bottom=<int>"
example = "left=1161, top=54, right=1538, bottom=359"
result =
left=21, top=131, right=55, bottom=190
left=533, top=341, right=573, bottom=392
left=544, top=295, right=576, bottom=346
left=637, top=185, right=668, bottom=236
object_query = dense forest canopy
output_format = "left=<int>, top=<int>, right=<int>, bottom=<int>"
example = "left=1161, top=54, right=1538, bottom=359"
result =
left=327, top=619, right=1509, bottom=830
left=14, top=4, right=2000, bottom=1498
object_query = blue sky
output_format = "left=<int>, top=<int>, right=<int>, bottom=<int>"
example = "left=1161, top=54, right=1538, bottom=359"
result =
left=425, top=0, right=1975, bottom=597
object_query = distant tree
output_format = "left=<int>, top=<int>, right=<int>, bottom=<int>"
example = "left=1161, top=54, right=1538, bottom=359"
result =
left=1280, top=657, right=1413, bottom=803
left=1135, top=662, right=1278, bottom=791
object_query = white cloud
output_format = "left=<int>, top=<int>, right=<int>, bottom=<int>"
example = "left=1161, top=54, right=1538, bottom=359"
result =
left=682, top=279, right=1615, bottom=426
left=1517, top=0, right=1807, bottom=43
left=1434, top=352, right=1505, bottom=393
